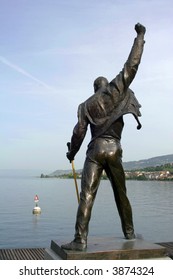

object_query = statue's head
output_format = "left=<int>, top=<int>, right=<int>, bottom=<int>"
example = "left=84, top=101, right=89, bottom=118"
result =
left=93, top=76, right=109, bottom=93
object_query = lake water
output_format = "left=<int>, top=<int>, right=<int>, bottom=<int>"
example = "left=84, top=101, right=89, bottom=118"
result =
left=0, top=170, right=173, bottom=249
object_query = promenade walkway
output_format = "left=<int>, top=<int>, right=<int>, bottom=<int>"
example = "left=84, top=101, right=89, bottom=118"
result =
left=0, top=242, right=172, bottom=260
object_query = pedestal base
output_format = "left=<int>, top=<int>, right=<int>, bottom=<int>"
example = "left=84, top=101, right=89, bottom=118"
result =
left=45, top=237, right=169, bottom=260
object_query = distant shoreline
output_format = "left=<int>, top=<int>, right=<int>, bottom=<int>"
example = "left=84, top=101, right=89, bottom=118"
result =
left=40, top=162, right=173, bottom=181
left=40, top=154, right=173, bottom=181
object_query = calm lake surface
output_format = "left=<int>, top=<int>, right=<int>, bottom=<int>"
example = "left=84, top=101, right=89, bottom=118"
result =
left=0, top=170, right=173, bottom=249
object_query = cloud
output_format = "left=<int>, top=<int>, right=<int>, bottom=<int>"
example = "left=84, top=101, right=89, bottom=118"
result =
left=0, top=55, right=57, bottom=93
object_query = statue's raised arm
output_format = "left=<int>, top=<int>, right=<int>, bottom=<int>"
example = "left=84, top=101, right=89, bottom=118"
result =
left=110, top=23, right=146, bottom=97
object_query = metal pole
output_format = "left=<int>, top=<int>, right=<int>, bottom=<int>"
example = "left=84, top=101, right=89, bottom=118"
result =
left=71, top=160, right=80, bottom=203
left=67, top=142, right=80, bottom=203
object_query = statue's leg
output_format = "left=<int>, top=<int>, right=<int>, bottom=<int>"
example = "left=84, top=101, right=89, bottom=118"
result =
left=105, top=141, right=135, bottom=239
left=74, top=156, right=103, bottom=244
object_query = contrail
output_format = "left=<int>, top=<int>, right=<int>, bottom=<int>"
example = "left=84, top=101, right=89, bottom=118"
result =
left=0, top=55, right=57, bottom=92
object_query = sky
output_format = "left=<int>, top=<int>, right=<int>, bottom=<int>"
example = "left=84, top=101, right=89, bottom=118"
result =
left=0, top=0, right=173, bottom=171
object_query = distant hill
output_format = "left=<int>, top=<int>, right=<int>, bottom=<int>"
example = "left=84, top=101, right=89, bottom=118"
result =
left=40, top=154, right=173, bottom=177
left=41, top=169, right=82, bottom=177
left=123, top=154, right=173, bottom=170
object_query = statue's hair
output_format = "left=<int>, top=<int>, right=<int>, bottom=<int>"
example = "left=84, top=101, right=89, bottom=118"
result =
left=93, top=76, right=109, bottom=92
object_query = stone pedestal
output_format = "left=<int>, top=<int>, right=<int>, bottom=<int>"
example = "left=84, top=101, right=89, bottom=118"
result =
left=45, top=237, right=169, bottom=260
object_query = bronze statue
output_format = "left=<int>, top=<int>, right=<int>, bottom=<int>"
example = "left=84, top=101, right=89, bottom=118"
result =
left=62, top=23, right=146, bottom=251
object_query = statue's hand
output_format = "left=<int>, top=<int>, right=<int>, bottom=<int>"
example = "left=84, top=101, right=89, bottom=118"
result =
left=66, top=142, right=74, bottom=163
left=135, top=23, right=146, bottom=35
left=66, top=151, right=74, bottom=163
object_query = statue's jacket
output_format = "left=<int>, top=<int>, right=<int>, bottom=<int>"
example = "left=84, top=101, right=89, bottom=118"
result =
left=83, top=87, right=142, bottom=141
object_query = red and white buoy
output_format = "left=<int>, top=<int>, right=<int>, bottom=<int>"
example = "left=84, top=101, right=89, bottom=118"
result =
left=33, top=194, right=41, bottom=214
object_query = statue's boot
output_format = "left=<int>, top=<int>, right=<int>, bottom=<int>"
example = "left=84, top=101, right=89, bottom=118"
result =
left=125, top=232, right=136, bottom=240
left=61, top=240, right=87, bottom=251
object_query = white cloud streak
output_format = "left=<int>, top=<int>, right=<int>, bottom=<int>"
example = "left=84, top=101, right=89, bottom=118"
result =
left=0, top=55, right=57, bottom=93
